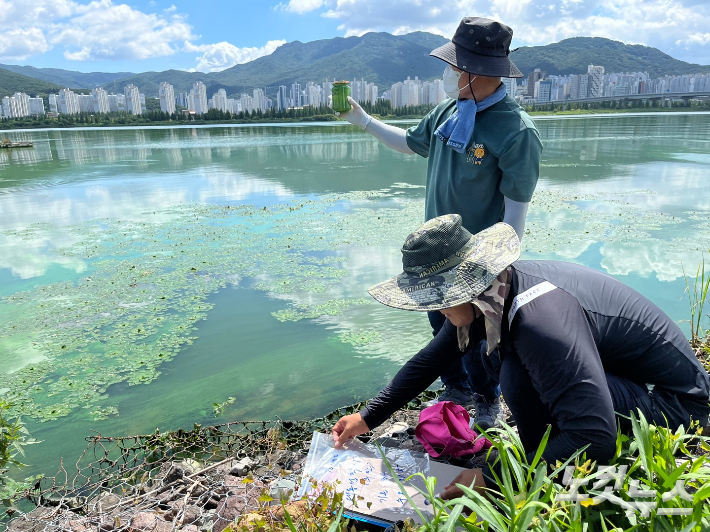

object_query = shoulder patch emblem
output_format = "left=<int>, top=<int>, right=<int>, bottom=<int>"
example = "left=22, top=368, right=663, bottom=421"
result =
left=467, top=143, right=485, bottom=165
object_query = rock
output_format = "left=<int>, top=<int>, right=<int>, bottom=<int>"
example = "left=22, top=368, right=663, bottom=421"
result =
left=228, top=463, right=248, bottom=477
left=268, top=479, right=296, bottom=501
left=267, top=450, right=291, bottom=467
left=8, top=507, right=53, bottom=532
left=221, top=475, right=243, bottom=491
left=163, top=464, right=187, bottom=484
left=237, top=513, right=264, bottom=526
left=239, top=457, right=256, bottom=469
left=253, top=466, right=270, bottom=477
left=87, top=493, right=121, bottom=516
left=99, top=520, right=116, bottom=532
left=390, top=422, right=411, bottom=438
left=228, top=456, right=255, bottom=477
left=270, top=501, right=308, bottom=522
left=171, top=502, right=201, bottom=526
left=198, top=509, right=215, bottom=532
left=64, top=497, right=88, bottom=511
left=177, top=526, right=199, bottom=532
left=213, top=487, right=263, bottom=532
left=130, top=512, right=171, bottom=532
left=67, top=518, right=96, bottom=532
left=179, top=459, right=202, bottom=476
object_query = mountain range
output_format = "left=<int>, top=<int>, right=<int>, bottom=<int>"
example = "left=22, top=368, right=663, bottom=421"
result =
left=0, top=68, right=64, bottom=96
left=1, top=33, right=707, bottom=99
left=0, top=64, right=134, bottom=89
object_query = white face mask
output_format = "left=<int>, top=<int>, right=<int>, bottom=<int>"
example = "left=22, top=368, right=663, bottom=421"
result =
left=442, top=65, right=475, bottom=100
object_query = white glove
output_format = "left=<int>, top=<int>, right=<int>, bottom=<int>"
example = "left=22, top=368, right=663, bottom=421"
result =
left=335, top=97, right=413, bottom=154
left=336, top=97, right=373, bottom=130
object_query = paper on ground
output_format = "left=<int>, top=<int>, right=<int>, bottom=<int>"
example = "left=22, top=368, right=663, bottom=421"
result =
left=297, top=432, right=466, bottom=524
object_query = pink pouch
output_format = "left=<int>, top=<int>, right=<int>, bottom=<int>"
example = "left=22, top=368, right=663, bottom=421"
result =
left=415, top=401, right=492, bottom=458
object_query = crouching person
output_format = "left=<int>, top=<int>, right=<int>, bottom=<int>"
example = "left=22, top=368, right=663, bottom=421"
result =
left=331, top=214, right=710, bottom=498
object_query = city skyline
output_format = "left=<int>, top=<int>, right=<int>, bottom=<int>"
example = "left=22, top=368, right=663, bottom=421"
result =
left=4, top=63, right=709, bottom=120
left=1, top=0, right=709, bottom=75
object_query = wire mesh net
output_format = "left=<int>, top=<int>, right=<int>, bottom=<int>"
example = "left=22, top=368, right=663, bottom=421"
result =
left=3, top=392, right=442, bottom=532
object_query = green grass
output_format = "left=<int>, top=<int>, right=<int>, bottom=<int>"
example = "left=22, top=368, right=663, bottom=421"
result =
left=375, top=412, right=710, bottom=532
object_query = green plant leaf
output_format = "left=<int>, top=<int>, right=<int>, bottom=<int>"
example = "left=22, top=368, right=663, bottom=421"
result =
left=374, top=442, right=430, bottom=527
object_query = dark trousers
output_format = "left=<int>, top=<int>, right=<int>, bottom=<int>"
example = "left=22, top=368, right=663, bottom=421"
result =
left=500, top=350, right=695, bottom=454
left=428, top=311, right=501, bottom=401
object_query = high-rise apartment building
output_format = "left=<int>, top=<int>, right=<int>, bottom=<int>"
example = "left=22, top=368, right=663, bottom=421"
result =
left=321, top=80, right=333, bottom=107
left=401, top=77, right=420, bottom=107
left=253, top=88, right=265, bottom=112
left=28, top=97, right=45, bottom=115
left=92, top=87, right=110, bottom=114
left=390, top=82, right=403, bottom=109
left=350, top=78, right=368, bottom=102
left=124, top=84, right=142, bottom=115
left=277, top=85, right=289, bottom=110
left=107, top=94, right=125, bottom=113
left=588, top=65, right=604, bottom=98
left=240, top=94, right=253, bottom=114
left=1, top=92, right=31, bottom=118
left=159, top=82, right=175, bottom=114
left=306, top=84, right=320, bottom=107
left=527, top=69, right=546, bottom=97
left=211, top=88, right=228, bottom=112
left=49, top=94, right=58, bottom=114
left=365, top=83, right=378, bottom=105
left=290, top=83, right=302, bottom=107
left=77, top=94, right=94, bottom=113
left=535, top=79, right=552, bottom=102
left=58, top=88, right=80, bottom=115
left=192, top=81, right=208, bottom=115
left=502, top=78, right=517, bottom=98
left=176, top=92, right=189, bottom=109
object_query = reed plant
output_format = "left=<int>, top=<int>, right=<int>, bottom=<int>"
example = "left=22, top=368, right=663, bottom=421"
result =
left=683, top=255, right=710, bottom=359
left=377, top=411, right=710, bottom=532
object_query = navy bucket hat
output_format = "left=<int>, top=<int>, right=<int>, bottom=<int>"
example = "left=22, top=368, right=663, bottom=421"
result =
left=430, top=17, right=523, bottom=78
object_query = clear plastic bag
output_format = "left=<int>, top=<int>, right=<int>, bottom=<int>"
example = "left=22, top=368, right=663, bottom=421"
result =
left=296, top=432, right=431, bottom=522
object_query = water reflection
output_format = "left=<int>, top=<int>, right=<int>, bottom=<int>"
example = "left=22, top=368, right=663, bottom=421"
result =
left=1, top=115, right=709, bottom=478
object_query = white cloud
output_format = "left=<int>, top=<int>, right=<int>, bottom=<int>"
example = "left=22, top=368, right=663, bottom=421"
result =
left=0, top=0, right=195, bottom=62
left=54, top=0, right=195, bottom=61
left=281, top=0, right=325, bottom=14
left=0, top=27, right=49, bottom=61
left=187, top=40, right=286, bottom=73
left=304, top=0, right=710, bottom=64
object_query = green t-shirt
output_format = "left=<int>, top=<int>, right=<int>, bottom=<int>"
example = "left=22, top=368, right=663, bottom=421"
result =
left=406, top=95, right=543, bottom=234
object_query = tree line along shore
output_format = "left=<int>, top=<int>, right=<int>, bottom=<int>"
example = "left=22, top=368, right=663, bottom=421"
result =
left=1, top=99, right=709, bottom=131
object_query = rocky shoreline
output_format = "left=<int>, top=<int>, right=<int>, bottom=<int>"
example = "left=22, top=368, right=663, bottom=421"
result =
left=6, top=397, right=497, bottom=532
left=10, top=450, right=309, bottom=532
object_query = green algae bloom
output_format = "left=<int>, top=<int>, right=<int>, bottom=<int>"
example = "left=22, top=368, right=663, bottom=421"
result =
left=0, top=186, right=708, bottom=423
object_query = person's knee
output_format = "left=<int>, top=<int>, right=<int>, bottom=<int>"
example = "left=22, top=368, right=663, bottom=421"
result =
left=580, top=430, right=617, bottom=463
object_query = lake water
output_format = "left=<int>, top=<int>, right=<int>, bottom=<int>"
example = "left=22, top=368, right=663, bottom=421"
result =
left=1, top=113, right=709, bottom=478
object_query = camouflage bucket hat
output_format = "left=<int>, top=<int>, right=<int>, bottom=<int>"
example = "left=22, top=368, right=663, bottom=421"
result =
left=368, top=215, right=520, bottom=311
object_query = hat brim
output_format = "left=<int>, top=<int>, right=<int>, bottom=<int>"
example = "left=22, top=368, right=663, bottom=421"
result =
left=430, top=42, right=523, bottom=78
left=367, top=223, right=520, bottom=312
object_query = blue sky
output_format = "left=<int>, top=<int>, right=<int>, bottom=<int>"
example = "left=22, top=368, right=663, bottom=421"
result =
left=1, top=0, right=709, bottom=73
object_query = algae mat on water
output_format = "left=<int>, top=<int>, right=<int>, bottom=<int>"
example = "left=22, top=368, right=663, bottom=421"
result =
left=1, top=186, right=707, bottom=423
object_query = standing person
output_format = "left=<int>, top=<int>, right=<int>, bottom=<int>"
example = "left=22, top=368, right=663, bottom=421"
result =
left=338, top=17, right=543, bottom=427
left=332, top=215, right=710, bottom=497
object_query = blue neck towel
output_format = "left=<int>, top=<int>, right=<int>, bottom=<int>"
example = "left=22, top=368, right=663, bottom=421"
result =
left=434, top=83, right=507, bottom=153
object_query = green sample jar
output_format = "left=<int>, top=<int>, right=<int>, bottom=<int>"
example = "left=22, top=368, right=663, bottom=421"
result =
left=332, top=81, right=351, bottom=113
